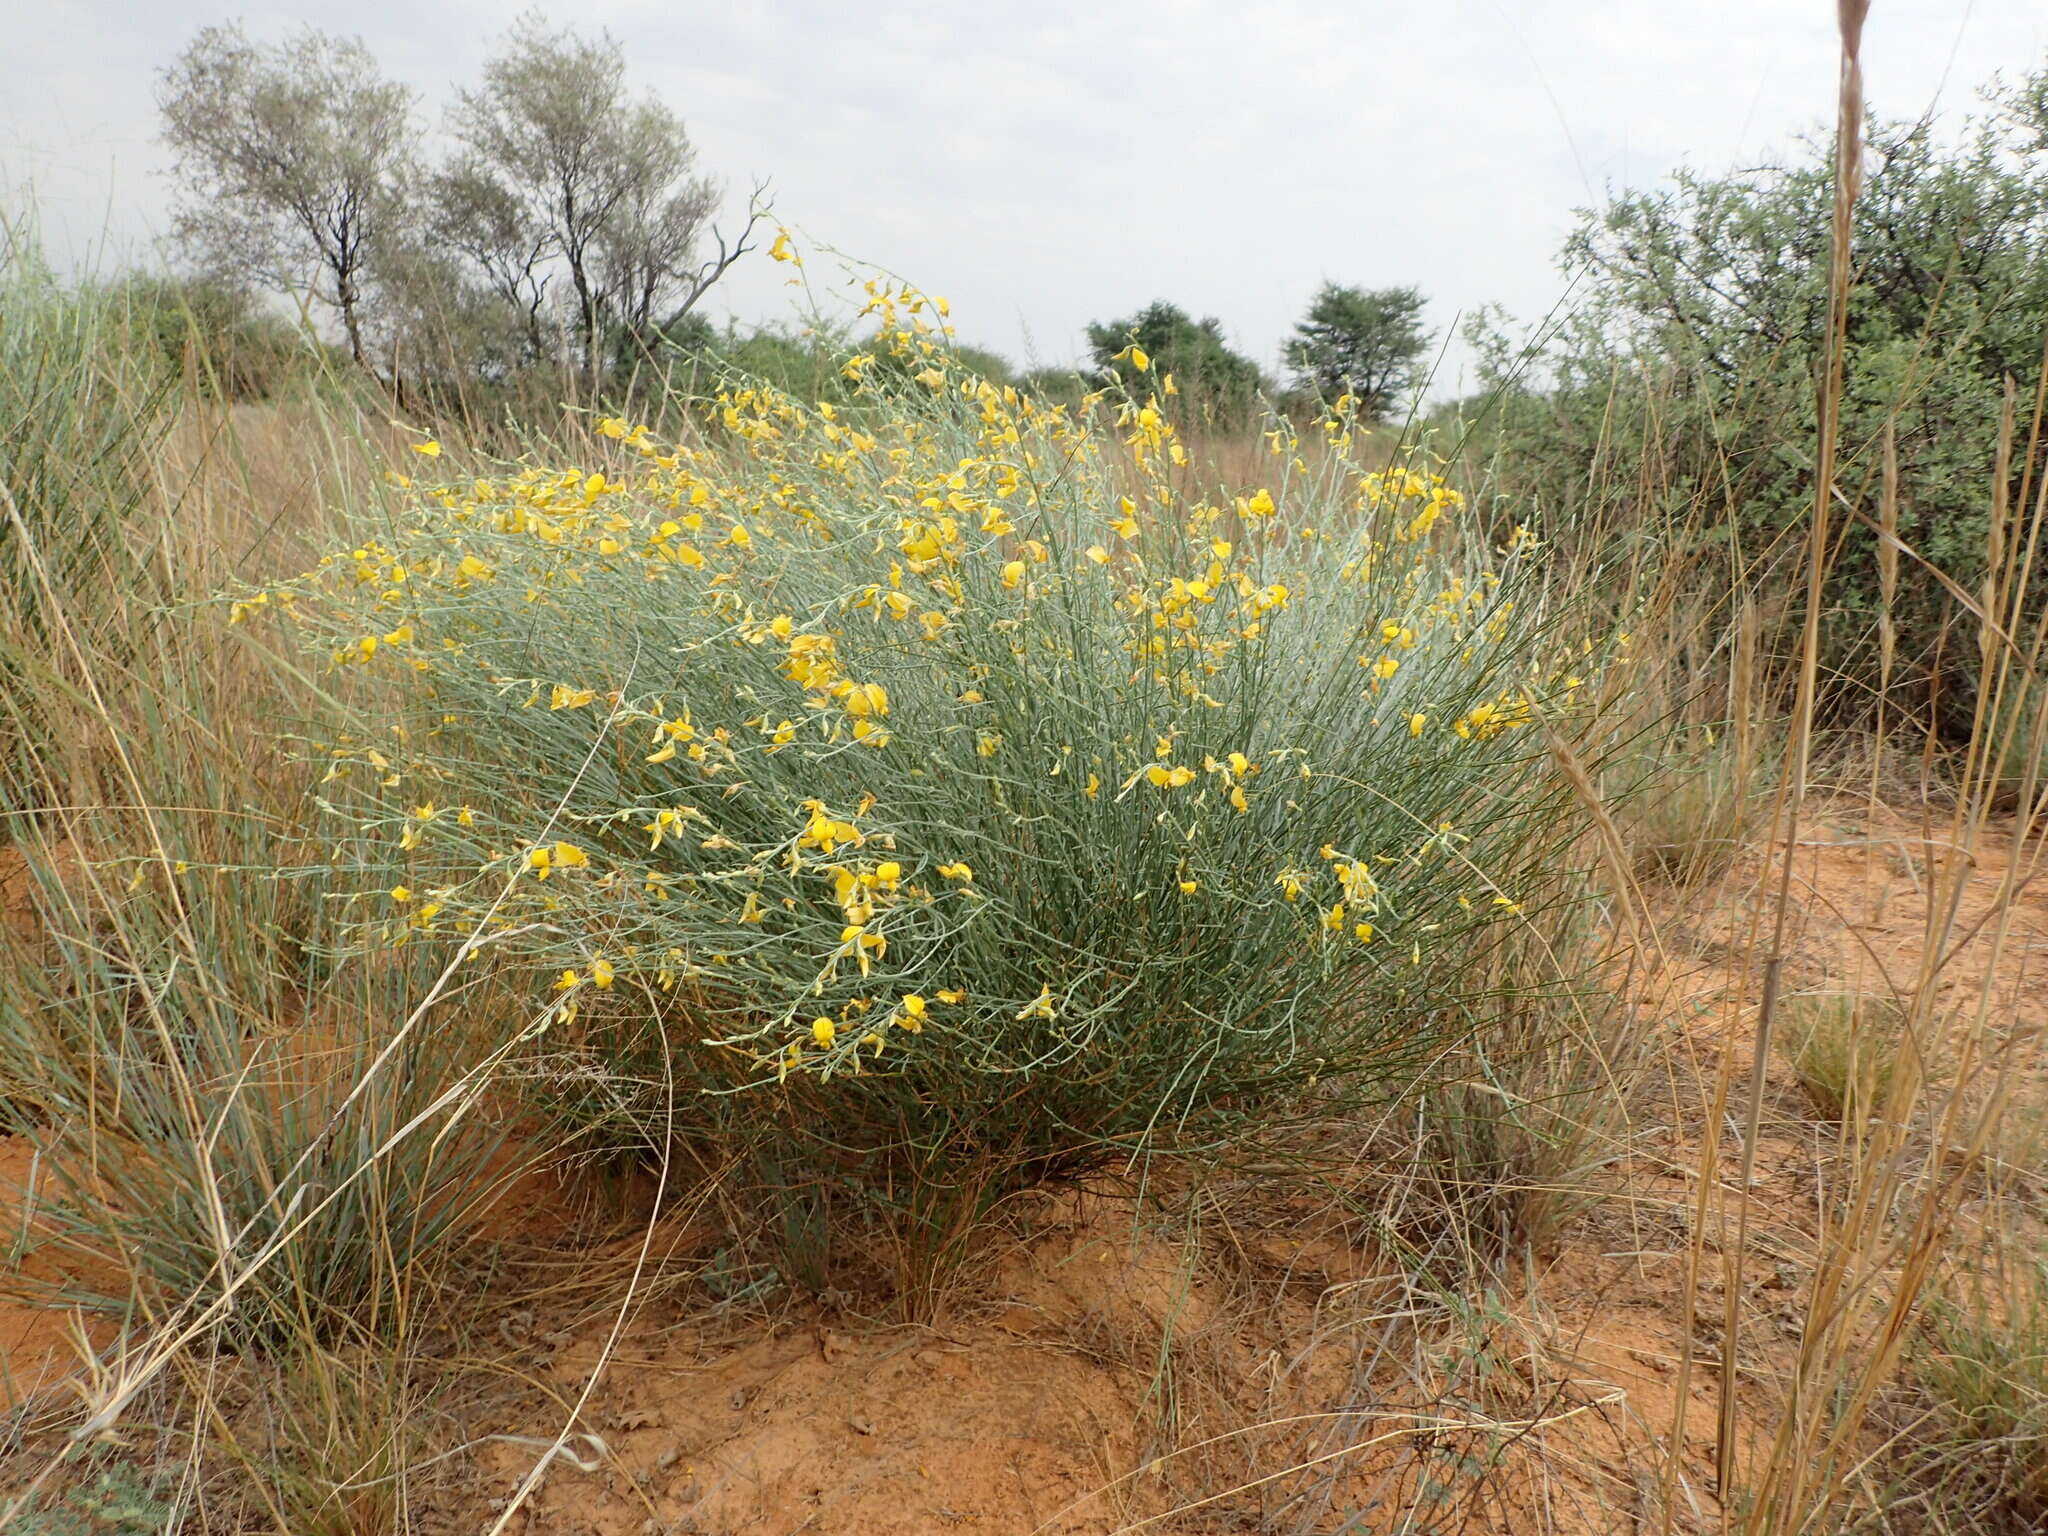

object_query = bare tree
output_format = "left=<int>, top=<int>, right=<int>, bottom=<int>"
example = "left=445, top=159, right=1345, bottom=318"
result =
left=448, top=15, right=761, bottom=379
left=158, top=24, right=415, bottom=367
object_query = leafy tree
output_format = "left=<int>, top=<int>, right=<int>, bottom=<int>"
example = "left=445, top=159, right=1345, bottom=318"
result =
left=157, top=24, right=416, bottom=367
left=1085, top=301, right=1265, bottom=422
left=1467, top=66, right=2048, bottom=728
left=447, top=15, right=760, bottom=380
left=421, top=158, right=555, bottom=363
left=1284, top=282, right=1433, bottom=417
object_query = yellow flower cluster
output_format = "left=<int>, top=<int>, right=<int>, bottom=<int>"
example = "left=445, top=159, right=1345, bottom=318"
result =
left=242, top=287, right=1603, bottom=1094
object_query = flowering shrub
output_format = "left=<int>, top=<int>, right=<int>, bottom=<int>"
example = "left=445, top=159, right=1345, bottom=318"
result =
left=242, top=277, right=1611, bottom=1172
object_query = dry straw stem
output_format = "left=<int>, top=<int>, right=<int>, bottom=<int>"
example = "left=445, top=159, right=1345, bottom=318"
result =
left=1709, top=0, right=1872, bottom=1496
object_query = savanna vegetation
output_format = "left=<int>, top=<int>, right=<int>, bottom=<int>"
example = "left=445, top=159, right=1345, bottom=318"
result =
left=1, top=7, right=2045, bottom=1534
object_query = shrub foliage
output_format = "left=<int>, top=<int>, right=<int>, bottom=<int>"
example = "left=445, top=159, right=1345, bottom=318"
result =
left=1467, top=76, right=2048, bottom=728
left=243, top=274, right=1616, bottom=1183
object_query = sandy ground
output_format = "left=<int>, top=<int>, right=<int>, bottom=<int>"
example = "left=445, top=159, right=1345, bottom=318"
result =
left=1, top=799, right=2041, bottom=1533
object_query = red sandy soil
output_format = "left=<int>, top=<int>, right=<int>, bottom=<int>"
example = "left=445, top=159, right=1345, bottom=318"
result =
left=1, top=801, right=2041, bottom=1533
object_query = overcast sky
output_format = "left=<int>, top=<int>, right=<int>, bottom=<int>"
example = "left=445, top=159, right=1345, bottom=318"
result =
left=6, top=1, right=2046, bottom=392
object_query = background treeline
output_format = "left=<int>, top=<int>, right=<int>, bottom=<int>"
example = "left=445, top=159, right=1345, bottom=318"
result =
left=139, top=16, right=1442, bottom=423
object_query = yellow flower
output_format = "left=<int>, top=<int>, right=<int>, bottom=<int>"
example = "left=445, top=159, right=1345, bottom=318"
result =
left=811, top=1016, right=837, bottom=1047
left=936, top=988, right=966, bottom=1004
left=1352, top=922, right=1375, bottom=943
left=1000, top=560, right=1025, bottom=590
left=458, top=554, right=493, bottom=581
left=1015, top=985, right=1057, bottom=1021
left=389, top=885, right=412, bottom=902
left=937, top=862, right=973, bottom=881
left=844, top=682, right=889, bottom=718
left=1084, top=772, right=1100, bottom=799
left=1178, top=879, right=1198, bottom=894
left=552, top=841, right=589, bottom=868
left=412, top=439, right=441, bottom=458
left=1128, top=345, right=1150, bottom=371
left=590, top=957, right=616, bottom=988
left=1145, top=764, right=1195, bottom=789
left=1408, top=713, right=1427, bottom=737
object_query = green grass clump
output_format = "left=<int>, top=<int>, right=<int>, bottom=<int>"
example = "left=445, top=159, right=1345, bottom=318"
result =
left=1, top=225, right=499, bottom=1351
left=0, top=850, right=501, bottom=1346
left=1629, top=727, right=1759, bottom=888
left=1888, top=1256, right=2048, bottom=1532
left=1984, top=675, right=2047, bottom=813
left=1777, top=990, right=1911, bottom=1128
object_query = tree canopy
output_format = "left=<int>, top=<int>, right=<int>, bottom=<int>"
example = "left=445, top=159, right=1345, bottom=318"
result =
left=158, top=15, right=759, bottom=390
left=158, top=23, right=414, bottom=366
left=1284, top=283, right=1433, bottom=417
left=1085, top=301, right=1265, bottom=422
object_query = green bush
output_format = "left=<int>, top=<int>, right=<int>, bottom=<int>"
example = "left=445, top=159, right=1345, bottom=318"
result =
left=244, top=294, right=1618, bottom=1203
left=1086, top=299, right=1267, bottom=427
left=1461, top=64, right=2048, bottom=732
left=102, top=275, right=319, bottom=401
left=7, top=1463, right=177, bottom=1536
